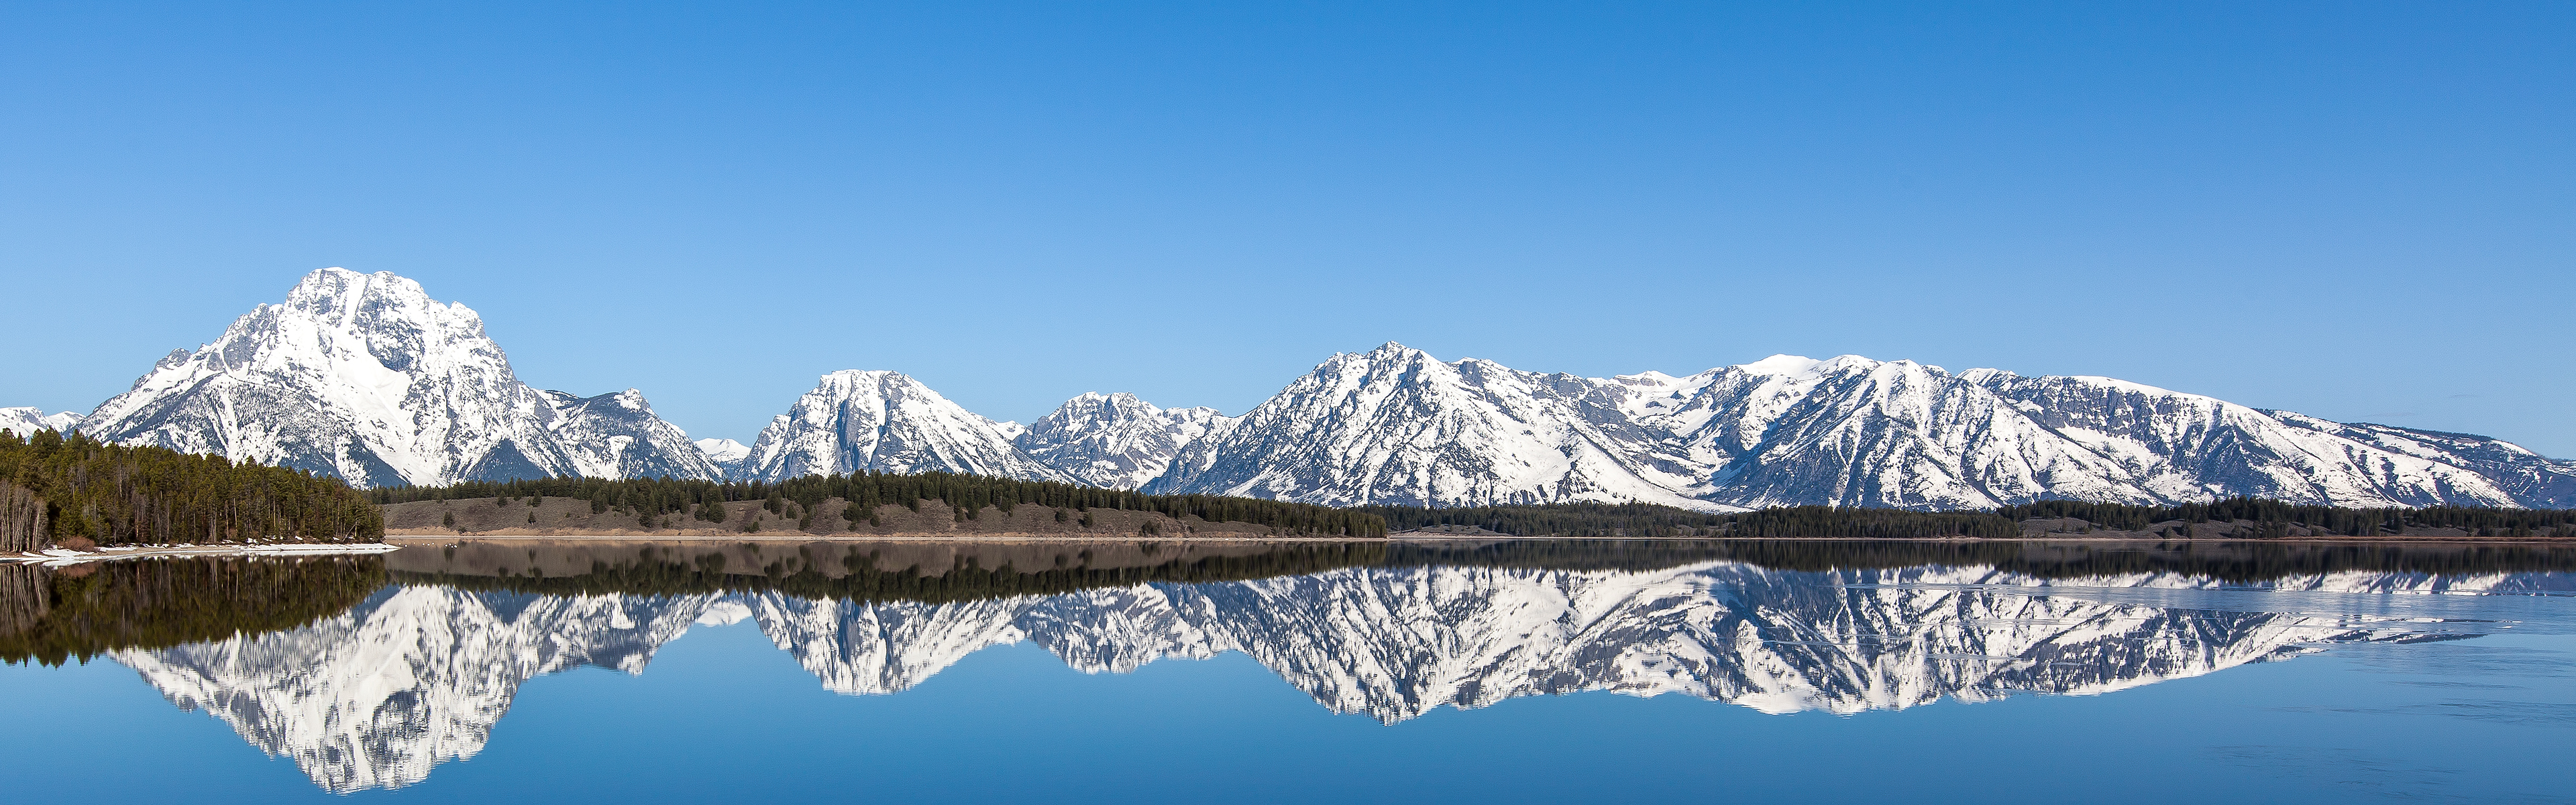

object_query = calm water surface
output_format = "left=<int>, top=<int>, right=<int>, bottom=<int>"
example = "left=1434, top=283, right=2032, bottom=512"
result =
left=3, top=539, right=2571, bottom=803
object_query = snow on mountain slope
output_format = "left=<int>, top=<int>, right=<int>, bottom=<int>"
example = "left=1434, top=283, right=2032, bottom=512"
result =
left=1014, top=392, right=1232, bottom=489
left=1658, top=357, right=2157, bottom=509
left=742, top=370, right=1069, bottom=482
left=74, top=268, right=715, bottom=486
left=694, top=437, right=751, bottom=478
left=0, top=407, right=79, bottom=437
left=49, top=271, right=2569, bottom=504
left=1964, top=370, right=2529, bottom=507
left=1145, top=343, right=1720, bottom=509
left=542, top=388, right=722, bottom=481
left=1144, top=343, right=2571, bottom=510
left=2257, top=413, right=2576, bottom=508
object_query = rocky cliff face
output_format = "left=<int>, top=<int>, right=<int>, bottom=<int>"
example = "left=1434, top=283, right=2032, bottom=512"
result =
left=73, top=268, right=716, bottom=486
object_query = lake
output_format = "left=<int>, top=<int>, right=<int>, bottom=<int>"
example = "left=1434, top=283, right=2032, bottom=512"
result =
left=3, top=538, right=2571, bottom=803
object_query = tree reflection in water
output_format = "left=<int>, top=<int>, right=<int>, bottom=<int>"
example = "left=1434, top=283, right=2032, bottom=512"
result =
left=4, top=539, right=2568, bottom=792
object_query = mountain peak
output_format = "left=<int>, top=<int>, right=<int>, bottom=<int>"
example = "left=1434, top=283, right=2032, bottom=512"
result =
left=1018, top=391, right=1234, bottom=489
left=819, top=368, right=911, bottom=384
left=278, top=268, right=457, bottom=321
left=1359, top=341, right=1436, bottom=362
left=1148, top=347, right=2573, bottom=509
left=742, top=369, right=1067, bottom=482
left=78, top=269, right=710, bottom=486
left=0, top=407, right=80, bottom=437
left=1733, top=354, right=1825, bottom=377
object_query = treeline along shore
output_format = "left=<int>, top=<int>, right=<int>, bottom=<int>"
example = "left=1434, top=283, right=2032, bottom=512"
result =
left=0, top=429, right=381, bottom=552
left=1368, top=498, right=2576, bottom=539
left=369, top=472, right=1389, bottom=539
left=4, top=425, right=2572, bottom=553
left=17, top=537, right=2569, bottom=667
left=380, top=473, right=2576, bottom=542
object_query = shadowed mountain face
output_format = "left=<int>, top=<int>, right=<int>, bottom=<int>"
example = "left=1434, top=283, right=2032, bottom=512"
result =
left=46, top=543, right=2566, bottom=793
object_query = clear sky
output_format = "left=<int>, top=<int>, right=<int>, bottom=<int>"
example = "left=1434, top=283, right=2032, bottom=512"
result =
left=3, top=2, right=2569, bottom=454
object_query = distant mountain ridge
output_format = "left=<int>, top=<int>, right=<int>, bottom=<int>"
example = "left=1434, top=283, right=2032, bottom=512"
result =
left=739, top=370, right=1070, bottom=484
left=1145, top=343, right=2576, bottom=511
left=1011, top=392, right=1231, bottom=490
left=16, top=268, right=2572, bottom=510
left=0, top=407, right=78, bottom=438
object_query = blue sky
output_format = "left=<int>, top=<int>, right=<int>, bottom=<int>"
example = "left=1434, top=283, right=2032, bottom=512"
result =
left=3, top=1, right=2569, bottom=453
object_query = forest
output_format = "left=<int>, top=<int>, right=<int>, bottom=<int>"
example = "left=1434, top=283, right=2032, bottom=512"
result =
left=366, top=472, right=1385, bottom=537
left=366, top=467, right=2576, bottom=542
left=396, top=541, right=1389, bottom=603
left=1383, top=538, right=2576, bottom=580
left=0, top=429, right=382, bottom=550
left=1361, top=501, right=2020, bottom=539
left=1371, top=497, right=2576, bottom=539
left=1993, top=498, right=2576, bottom=537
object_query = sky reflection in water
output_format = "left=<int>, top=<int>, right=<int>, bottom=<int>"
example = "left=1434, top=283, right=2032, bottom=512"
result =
left=1, top=539, right=2571, bottom=804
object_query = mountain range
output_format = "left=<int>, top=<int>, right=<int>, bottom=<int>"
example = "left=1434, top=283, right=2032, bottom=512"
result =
left=15, top=268, right=2573, bottom=510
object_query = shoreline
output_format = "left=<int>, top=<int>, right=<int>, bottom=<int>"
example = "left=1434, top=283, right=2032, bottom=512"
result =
left=9, top=531, right=2565, bottom=564
left=387, top=532, right=2576, bottom=546
left=0, top=541, right=403, bottom=566
left=384, top=531, right=1375, bottom=545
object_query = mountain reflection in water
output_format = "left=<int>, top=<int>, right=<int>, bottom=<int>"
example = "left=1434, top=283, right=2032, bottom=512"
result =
left=3, top=539, right=2570, bottom=793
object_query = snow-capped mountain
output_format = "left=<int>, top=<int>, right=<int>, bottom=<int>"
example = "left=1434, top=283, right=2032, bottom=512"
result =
left=741, top=370, right=1069, bottom=482
left=74, top=268, right=716, bottom=487
left=0, top=407, right=78, bottom=437
left=695, top=437, right=751, bottom=478
left=541, top=388, right=724, bottom=482
left=1014, top=392, right=1232, bottom=489
left=1146, top=343, right=1717, bottom=508
left=45, top=270, right=2574, bottom=506
left=114, top=561, right=2544, bottom=790
left=1147, top=343, right=2576, bottom=511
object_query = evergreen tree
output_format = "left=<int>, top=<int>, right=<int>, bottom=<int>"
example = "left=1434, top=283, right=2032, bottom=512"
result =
left=0, top=429, right=380, bottom=548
